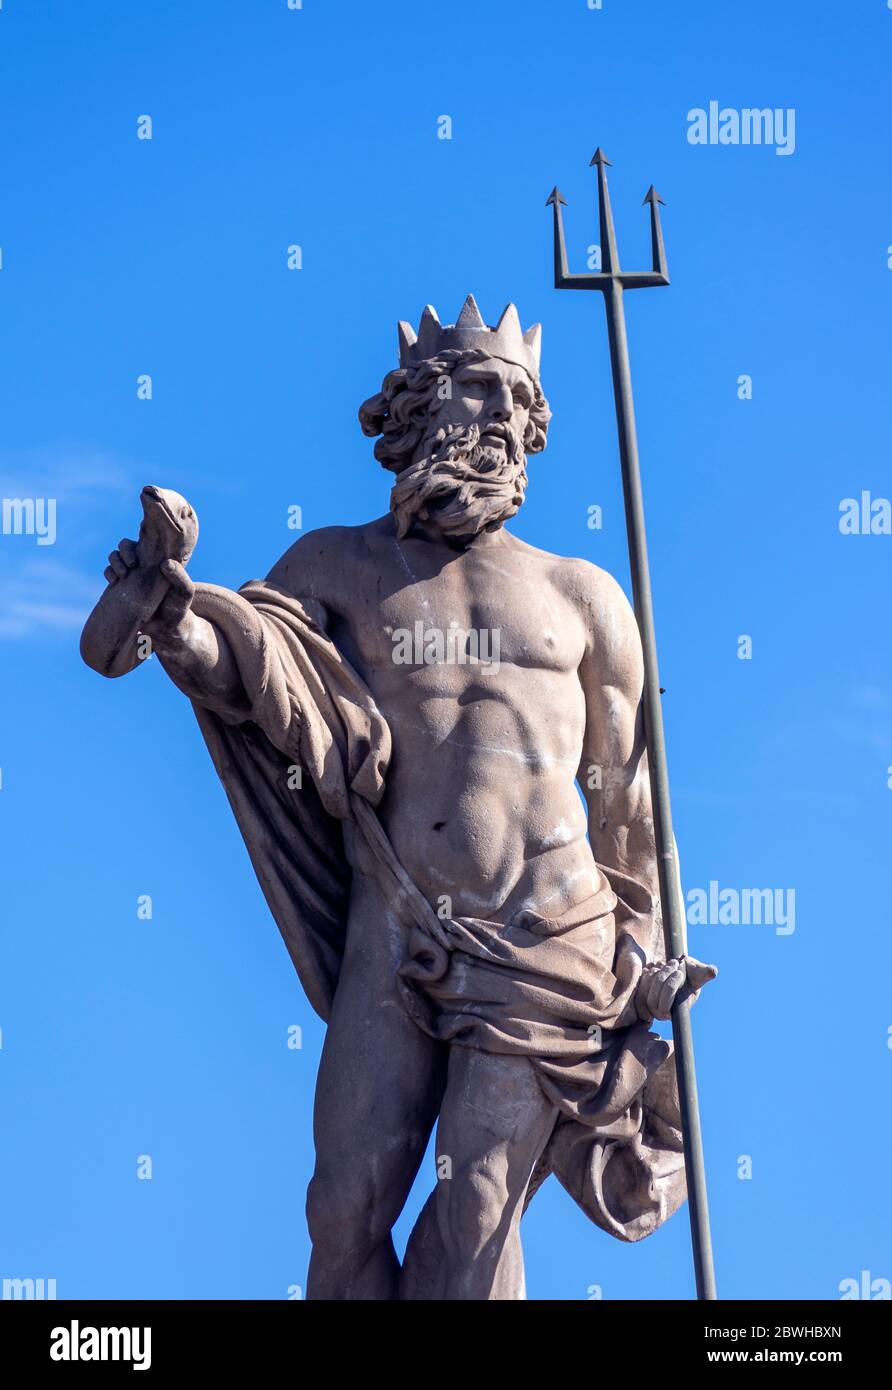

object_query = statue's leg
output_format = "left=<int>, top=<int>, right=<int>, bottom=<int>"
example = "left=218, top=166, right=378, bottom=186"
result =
left=431, top=1046, right=559, bottom=1300
left=305, top=869, right=447, bottom=1301
left=399, top=1189, right=443, bottom=1300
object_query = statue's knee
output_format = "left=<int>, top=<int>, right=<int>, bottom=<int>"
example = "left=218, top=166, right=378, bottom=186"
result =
left=306, top=1169, right=378, bottom=1256
left=306, top=1172, right=352, bottom=1249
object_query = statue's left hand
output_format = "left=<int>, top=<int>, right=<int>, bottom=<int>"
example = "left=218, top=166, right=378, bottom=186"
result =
left=635, top=955, right=717, bottom=1022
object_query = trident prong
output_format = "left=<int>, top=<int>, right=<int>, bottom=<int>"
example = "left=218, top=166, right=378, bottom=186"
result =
left=643, top=185, right=668, bottom=282
left=545, top=150, right=715, bottom=1303
left=546, top=149, right=669, bottom=290
left=545, top=187, right=570, bottom=284
left=590, top=147, right=620, bottom=275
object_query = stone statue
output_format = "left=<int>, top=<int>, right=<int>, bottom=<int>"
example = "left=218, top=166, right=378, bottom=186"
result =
left=81, top=295, right=715, bottom=1300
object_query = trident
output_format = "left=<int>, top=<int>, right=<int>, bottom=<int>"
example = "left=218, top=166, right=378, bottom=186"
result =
left=546, top=150, right=717, bottom=1301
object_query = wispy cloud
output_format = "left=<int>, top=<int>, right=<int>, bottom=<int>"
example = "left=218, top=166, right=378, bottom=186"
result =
left=0, top=450, right=136, bottom=640
left=0, top=449, right=134, bottom=505
left=0, top=558, right=101, bottom=639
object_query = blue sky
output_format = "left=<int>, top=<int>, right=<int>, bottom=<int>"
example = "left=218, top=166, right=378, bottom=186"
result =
left=1, top=0, right=890, bottom=1300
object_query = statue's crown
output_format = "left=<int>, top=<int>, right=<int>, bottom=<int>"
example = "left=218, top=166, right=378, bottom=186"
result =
left=398, top=294, right=541, bottom=379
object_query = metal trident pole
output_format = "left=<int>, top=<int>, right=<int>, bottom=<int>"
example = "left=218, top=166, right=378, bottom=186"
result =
left=546, top=149, right=717, bottom=1300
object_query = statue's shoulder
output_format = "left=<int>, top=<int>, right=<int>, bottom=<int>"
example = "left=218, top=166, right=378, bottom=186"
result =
left=505, top=533, right=630, bottom=615
left=266, top=516, right=391, bottom=595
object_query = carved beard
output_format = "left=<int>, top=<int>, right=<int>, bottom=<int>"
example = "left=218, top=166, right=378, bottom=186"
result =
left=389, top=422, right=528, bottom=540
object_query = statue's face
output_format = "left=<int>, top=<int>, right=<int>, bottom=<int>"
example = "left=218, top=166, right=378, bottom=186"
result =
left=390, top=354, right=536, bottom=542
left=415, top=355, right=535, bottom=464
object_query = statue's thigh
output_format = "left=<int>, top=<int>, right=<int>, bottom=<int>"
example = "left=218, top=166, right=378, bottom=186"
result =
left=436, top=1047, right=558, bottom=1205
left=312, top=870, right=447, bottom=1187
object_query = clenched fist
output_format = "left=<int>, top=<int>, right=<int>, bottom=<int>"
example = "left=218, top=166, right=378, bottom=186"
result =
left=635, top=955, right=717, bottom=1022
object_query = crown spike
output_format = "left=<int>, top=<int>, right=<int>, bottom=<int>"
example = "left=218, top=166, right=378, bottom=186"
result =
left=455, top=293, right=486, bottom=328
left=397, top=321, right=417, bottom=367
left=416, top=304, right=442, bottom=358
left=496, top=302, right=522, bottom=337
left=522, top=322, right=541, bottom=369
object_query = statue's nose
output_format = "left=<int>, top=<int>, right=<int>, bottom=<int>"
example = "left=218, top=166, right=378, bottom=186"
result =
left=487, top=384, right=514, bottom=421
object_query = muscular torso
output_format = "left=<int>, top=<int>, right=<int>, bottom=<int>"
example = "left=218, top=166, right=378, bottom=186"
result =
left=270, top=518, right=609, bottom=922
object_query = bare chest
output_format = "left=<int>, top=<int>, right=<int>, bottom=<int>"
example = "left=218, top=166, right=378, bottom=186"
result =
left=330, top=538, right=586, bottom=677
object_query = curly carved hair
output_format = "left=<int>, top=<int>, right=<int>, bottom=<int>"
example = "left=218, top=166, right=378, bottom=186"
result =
left=358, top=348, right=551, bottom=474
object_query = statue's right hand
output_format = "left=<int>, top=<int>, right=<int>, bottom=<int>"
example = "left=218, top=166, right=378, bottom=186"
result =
left=103, top=537, right=139, bottom=586
left=143, top=558, right=196, bottom=639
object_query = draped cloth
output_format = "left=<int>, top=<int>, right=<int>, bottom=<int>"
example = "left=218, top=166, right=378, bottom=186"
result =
left=190, top=578, right=686, bottom=1242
